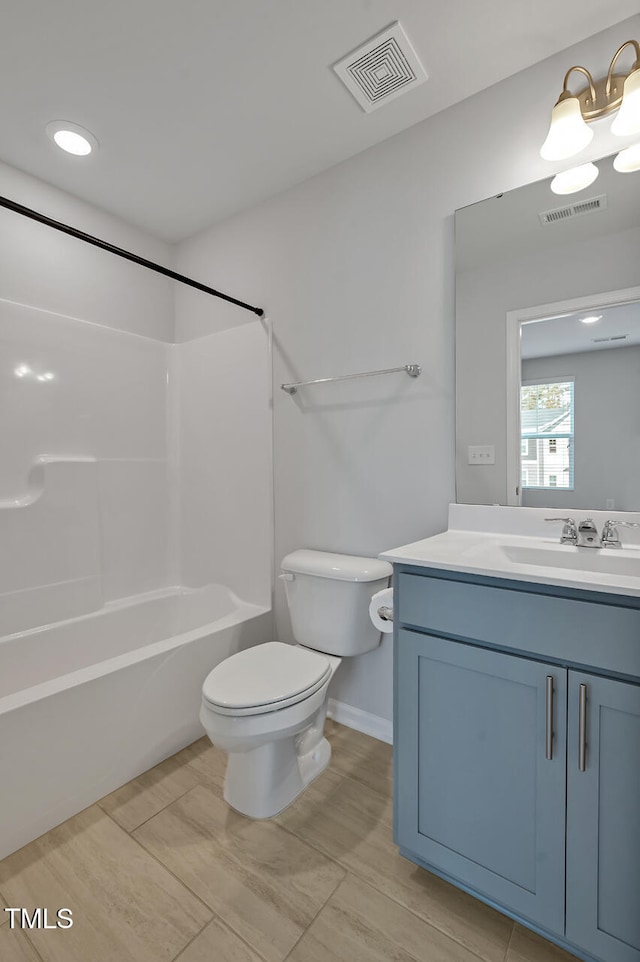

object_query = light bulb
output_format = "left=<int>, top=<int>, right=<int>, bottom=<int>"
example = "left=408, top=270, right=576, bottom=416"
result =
left=611, top=67, right=640, bottom=137
left=541, top=97, right=593, bottom=161
left=613, top=142, right=640, bottom=172
left=550, top=162, right=599, bottom=195
left=46, top=121, right=98, bottom=156
left=53, top=130, right=92, bottom=155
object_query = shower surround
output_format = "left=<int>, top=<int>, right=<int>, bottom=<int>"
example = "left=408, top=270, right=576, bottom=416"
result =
left=0, top=296, right=272, bottom=859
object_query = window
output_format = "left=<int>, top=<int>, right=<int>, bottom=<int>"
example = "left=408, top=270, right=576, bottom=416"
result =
left=520, top=378, right=574, bottom=490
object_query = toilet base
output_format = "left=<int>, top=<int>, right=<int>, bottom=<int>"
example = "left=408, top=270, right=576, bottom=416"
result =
left=224, top=734, right=332, bottom=819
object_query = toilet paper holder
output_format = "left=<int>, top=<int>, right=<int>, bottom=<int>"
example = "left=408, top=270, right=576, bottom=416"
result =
left=377, top=605, right=393, bottom=622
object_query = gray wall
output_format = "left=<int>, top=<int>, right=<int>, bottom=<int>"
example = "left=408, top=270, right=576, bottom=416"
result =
left=522, top=346, right=640, bottom=511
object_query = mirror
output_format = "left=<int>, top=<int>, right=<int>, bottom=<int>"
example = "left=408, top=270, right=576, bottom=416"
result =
left=455, top=152, right=640, bottom=510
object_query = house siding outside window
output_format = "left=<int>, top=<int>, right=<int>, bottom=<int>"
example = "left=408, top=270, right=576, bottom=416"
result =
left=521, top=378, right=574, bottom=490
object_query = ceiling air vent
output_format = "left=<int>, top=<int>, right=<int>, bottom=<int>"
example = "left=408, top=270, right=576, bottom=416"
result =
left=592, top=335, right=627, bottom=343
left=333, top=22, right=428, bottom=113
left=538, top=194, right=607, bottom=226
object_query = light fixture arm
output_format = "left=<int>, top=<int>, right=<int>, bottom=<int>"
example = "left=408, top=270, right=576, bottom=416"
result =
left=549, top=40, right=639, bottom=122
left=606, top=39, right=640, bottom=97
left=559, top=65, right=597, bottom=104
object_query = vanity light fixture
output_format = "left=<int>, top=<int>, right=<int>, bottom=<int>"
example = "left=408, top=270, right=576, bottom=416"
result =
left=550, top=162, right=599, bottom=195
left=45, top=121, right=98, bottom=156
left=540, top=39, right=640, bottom=162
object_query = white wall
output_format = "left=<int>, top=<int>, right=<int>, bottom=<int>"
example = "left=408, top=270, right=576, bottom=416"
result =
left=522, top=346, right=640, bottom=511
left=0, top=162, right=176, bottom=634
left=0, top=159, right=174, bottom=340
left=174, top=15, right=640, bottom=727
left=172, top=320, right=272, bottom=609
left=0, top=299, right=170, bottom=634
left=0, top=160, right=273, bottom=635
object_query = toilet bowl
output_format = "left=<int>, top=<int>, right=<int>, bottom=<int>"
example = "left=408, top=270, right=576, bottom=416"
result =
left=200, top=642, right=341, bottom=818
left=200, top=549, right=392, bottom=818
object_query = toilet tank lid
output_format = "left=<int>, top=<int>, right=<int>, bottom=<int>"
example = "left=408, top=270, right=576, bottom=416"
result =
left=281, top=549, right=392, bottom=582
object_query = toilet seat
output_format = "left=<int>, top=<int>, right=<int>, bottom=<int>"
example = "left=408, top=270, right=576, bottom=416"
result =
left=202, top=642, right=331, bottom=717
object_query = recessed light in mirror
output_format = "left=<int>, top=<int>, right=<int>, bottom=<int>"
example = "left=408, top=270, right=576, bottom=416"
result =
left=579, top=315, right=603, bottom=324
left=613, top=143, right=640, bottom=173
left=550, top=162, right=599, bottom=195
left=46, top=121, right=98, bottom=156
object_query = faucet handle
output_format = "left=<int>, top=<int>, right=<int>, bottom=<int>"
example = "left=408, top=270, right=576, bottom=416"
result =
left=602, top=520, right=640, bottom=548
left=545, top=517, right=577, bottom=543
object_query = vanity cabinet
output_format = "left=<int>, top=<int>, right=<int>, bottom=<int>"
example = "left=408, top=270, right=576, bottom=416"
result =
left=395, top=629, right=567, bottom=932
left=566, top=673, right=640, bottom=962
left=394, top=567, right=640, bottom=962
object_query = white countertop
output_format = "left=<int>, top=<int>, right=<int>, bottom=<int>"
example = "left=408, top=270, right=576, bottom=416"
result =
left=380, top=504, right=640, bottom=599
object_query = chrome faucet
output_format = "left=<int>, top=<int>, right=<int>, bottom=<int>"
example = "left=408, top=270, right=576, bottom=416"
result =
left=545, top=517, right=578, bottom=545
left=576, top=518, right=600, bottom=548
left=601, top=519, right=640, bottom=548
left=545, top=517, right=601, bottom=547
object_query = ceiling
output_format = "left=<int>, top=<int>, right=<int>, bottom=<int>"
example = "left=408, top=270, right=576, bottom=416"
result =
left=0, top=1, right=637, bottom=241
left=521, top=301, right=640, bottom=359
left=456, top=152, right=640, bottom=272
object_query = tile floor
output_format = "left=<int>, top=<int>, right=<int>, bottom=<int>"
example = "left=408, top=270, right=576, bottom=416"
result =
left=0, top=720, right=580, bottom=962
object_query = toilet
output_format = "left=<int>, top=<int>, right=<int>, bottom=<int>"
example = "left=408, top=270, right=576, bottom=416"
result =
left=200, top=549, right=392, bottom=818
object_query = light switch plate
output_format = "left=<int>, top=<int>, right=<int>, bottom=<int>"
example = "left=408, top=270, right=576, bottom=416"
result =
left=468, top=445, right=495, bottom=465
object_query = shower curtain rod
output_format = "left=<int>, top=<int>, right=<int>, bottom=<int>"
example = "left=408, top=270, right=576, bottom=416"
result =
left=0, top=194, right=264, bottom=317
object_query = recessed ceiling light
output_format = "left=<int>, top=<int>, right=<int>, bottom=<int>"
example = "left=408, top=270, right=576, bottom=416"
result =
left=580, top=314, right=603, bottom=324
left=46, top=120, right=98, bottom=156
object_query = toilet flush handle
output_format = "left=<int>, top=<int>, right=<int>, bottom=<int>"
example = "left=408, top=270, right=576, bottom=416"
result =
left=279, top=572, right=295, bottom=581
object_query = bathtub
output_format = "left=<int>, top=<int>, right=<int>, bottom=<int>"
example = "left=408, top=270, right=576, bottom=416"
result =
left=0, top=584, right=271, bottom=860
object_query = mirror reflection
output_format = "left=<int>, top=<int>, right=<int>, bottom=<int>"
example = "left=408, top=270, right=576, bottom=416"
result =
left=520, top=300, right=640, bottom=510
left=455, top=153, right=640, bottom=510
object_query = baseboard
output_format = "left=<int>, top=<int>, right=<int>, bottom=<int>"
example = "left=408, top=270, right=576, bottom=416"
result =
left=327, top=698, right=393, bottom=745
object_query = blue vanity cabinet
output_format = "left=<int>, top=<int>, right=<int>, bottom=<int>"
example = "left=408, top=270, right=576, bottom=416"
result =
left=395, top=627, right=567, bottom=935
left=394, top=565, right=640, bottom=962
left=566, top=673, right=640, bottom=962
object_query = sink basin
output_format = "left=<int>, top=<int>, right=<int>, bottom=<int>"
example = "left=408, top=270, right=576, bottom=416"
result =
left=499, top=543, right=640, bottom=577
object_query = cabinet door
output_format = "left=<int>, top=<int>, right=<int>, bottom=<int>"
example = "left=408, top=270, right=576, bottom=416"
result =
left=566, top=673, right=640, bottom=962
left=395, top=629, right=567, bottom=934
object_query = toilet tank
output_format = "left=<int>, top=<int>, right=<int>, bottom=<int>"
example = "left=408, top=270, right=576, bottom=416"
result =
left=280, top=549, right=392, bottom=656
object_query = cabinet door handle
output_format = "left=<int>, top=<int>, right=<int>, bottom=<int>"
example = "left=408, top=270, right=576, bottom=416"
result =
left=545, top=675, right=554, bottom=760
left=578, top=683, right=588, bottom=772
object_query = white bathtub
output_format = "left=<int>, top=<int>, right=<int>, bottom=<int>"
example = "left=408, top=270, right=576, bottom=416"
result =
left=0, top=585, right=271, bottom=860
